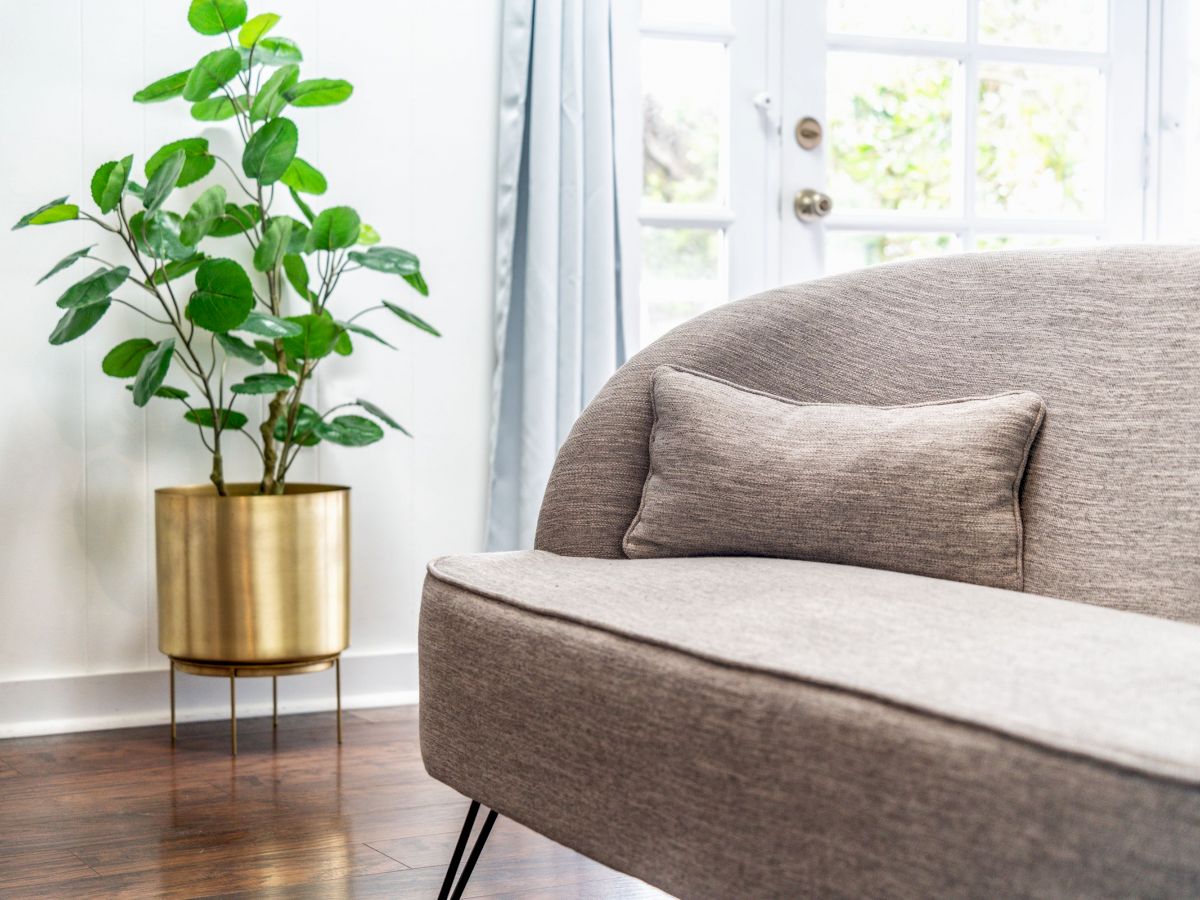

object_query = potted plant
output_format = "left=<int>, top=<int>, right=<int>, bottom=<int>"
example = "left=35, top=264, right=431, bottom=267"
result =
left=12, top=0, right=438, bottom=687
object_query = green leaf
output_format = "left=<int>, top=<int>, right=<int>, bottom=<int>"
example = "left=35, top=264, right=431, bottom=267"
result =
left=179, top=185, right=227, bottom=246
left=216, top=331, right=266, bottom=364
left=13, top=197, right=77, bottom=230
left=284, top=217, right=309, bottom=253
left=340, top=320, right=395, bottom=350
left=142, top=149, right=185, bottom=216
left=37, top=246, right=96, bottom=285
left=289, top=186, right=315, bottom=223
left=356, top=398, right=410, bottom=435
left=183, top=47, right=243, bottom=102
left=238, top=12, right=280, bottom=47
left=305, top=206, right=360, bottom=252
left=133, top=70, right=190, bottom=103
left=280, top=157, right=326, bottom=194
left=125, top=383, right=189, bottom=400
left=348, top=245, right=419, bottom=276
left=102, top=338, right=157, bottom=377
left=187, top=258, right=254, bottom=332
left=275, top=403, right=321, bottom=445
left=187, top=0, right=247, bottom=35
left=249, top=63, right=298, bottom=121
left=357, top=224, right=380, bottom=245
left=281, top=313, right=339, bottom=359
left=381, top=300, right=441, bottom=336
left=130, top=211, right=197, bottom=262
left=56, top=267, right=129, bottom=309
left=316, top=414, right=383, bottom=447
left=404, top=271, right=429, bottom=296
left=282, top=253, right=312, bottom=299
left=190, top=94, right=247, bottom=121
left=185, top=407, right=249, bottom=429
left=90, top=155, right=133, bottom=213
left=236, top=310, right=302, bottom=337
left=145, top=138, right=213, bottom=188
left=334, top=330, right=353, bottom=355
left=284, top=78, right=353, bottom=107
left=208, top=203, right=259, bottom=237
left=126, top=181, right=145, bottom=199
left=149, top=255, right=207, bottom=285
left=254, top=36, right=302, bottom=66
left=242, top=117, right=298, bottom=185
left=49, top=301, right=110, bottom=345
left=231, top=372, right=295, bottom=395
left=253, top=217, right=293, bottom=272
left=132, top=338, right=175, bottom=406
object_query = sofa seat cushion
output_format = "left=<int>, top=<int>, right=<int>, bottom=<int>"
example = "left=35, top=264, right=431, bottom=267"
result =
left=420, top=551, right=1200, bottom=898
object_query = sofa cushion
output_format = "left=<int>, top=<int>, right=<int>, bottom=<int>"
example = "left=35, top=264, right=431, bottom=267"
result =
left=623, top=366, right=1045, bottom=590
left=420, top=551, right=1200, bottom=898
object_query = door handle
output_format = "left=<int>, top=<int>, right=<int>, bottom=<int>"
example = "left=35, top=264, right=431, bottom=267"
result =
left=794, top=189, right=833, bottom=222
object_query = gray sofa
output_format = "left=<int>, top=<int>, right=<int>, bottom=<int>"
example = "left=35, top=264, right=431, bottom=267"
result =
left=420, top=246, right=1200, bottom=898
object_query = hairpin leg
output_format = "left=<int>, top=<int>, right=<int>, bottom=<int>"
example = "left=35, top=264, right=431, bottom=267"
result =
left=438, top=800, right=499, bottom=900
left=272, top=676, right=278, bottom=728
left=169, top=660, right=177, bottom=744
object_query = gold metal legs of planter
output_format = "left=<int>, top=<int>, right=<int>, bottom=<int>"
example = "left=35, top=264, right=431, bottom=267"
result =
left=168, top=655, right=343, bottom=755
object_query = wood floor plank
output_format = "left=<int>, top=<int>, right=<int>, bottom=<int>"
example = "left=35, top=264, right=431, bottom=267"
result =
left=0, top=706, right=664, bottom=899
left=0, top=848, right=100, bottom=891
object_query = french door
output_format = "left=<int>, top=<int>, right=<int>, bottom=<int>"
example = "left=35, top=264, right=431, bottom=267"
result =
left=637, top=0, right=1153, bottom=345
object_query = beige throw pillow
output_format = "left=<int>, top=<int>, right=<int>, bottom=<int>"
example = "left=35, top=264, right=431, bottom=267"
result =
left=623, top=366, right=1046, bottom=591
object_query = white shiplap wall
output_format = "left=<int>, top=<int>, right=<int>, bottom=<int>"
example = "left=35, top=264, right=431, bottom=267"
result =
left=0, top=0, right=500, bottom=735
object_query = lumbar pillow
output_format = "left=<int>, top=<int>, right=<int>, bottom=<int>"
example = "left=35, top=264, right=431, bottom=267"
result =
left=623, top=366, right=1046, bottom=591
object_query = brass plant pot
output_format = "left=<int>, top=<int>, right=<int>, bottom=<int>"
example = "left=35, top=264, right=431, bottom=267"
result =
left=156, top=483, right=350, bottom=665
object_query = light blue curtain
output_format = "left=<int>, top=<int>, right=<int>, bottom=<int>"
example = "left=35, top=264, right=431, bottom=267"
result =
left=486, top=0, right=627, bottom=551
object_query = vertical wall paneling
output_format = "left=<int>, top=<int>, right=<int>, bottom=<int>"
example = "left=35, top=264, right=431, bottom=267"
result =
left=81, top=1, right=151, bottom=674
left=0, top=1, right=88, bottom=682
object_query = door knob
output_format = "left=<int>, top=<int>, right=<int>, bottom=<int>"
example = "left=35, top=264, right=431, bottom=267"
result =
left=794, top=189, right=833, bottom=222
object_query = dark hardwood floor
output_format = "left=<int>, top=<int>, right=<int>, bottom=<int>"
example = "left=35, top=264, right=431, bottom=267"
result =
left=0, top=706, right=666, bottom=898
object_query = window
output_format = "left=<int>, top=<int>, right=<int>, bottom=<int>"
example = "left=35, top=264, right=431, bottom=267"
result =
left=638, top=2, right=733, bottom=345
left=820, top=0, right=1139, bottom=273
left=634, top=1, right=1154, bottom=350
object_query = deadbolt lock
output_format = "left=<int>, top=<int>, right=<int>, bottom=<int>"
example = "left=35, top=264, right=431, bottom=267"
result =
left=795, top=116, right=822, bottom=150
left=794, top=189, right=833, bottom=222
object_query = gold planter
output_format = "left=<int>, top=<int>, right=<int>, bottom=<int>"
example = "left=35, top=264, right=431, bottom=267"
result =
left=155, top=483, right=350, bottom=753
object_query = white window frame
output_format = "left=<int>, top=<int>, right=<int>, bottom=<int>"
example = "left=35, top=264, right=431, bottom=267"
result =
left=636, top=2, right=777, bottom=332
left=631, top=0, right=1178, bottom=345
left=780, top=0, right=1149, bottom=282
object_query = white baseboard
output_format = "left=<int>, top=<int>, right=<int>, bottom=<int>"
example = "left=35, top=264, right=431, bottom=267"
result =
left=0, top=649, right=418, bottom=739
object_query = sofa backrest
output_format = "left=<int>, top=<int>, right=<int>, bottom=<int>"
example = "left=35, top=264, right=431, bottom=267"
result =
left=535, top=245, right=1200, bottom=624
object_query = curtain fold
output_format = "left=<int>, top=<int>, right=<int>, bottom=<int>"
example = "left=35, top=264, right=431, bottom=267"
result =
left=486, top=0, right=626, bottom=551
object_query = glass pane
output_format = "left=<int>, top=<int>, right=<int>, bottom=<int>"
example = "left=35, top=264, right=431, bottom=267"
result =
left=825, top=232, right=957, bottom=275
left=976, top=64, right=1105, bottom=219
left=640, top=226, right=724, bottom=345
left=642, top=39, right=725, bottom=204
left=974, top=234, right=1098, bottom=250
left=827, top=0, right=964, bottom=41
left=980, top=0, right=1107, bottom=51
left=1161, top=7, right=1200, bottom=240
left=828, top=53, right=957, bottom=213
left=642, top=0, right=729, bottom=25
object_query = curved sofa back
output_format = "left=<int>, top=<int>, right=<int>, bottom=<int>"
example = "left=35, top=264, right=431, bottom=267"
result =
left=535, top=245, right=1200, bottom=623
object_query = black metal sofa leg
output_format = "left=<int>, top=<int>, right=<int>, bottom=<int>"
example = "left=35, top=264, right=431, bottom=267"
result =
left=438, top=799, right=499, bottom=900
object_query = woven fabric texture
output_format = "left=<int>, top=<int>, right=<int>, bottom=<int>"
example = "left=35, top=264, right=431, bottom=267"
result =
left=536, top=246, right=1200, bottom=623
left=623, top=366, right=1044, bottom=590
left=420, top=551, right=1200, bottom=898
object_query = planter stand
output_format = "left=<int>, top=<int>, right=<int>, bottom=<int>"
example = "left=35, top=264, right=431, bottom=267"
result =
left=168, top=655, right=342, bottom=755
